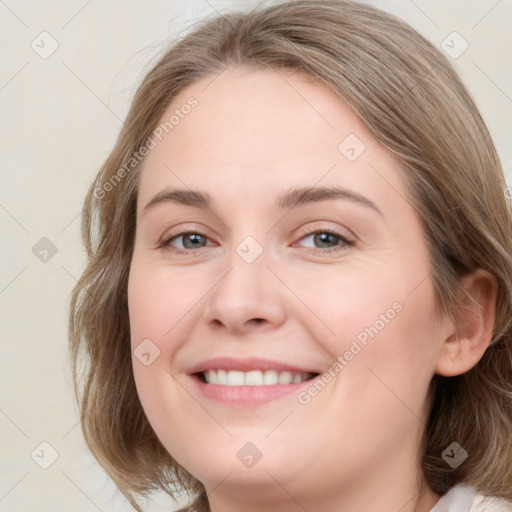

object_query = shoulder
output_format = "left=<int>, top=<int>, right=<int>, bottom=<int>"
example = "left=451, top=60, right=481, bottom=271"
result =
left=470, top=494, right=512, bottom=512
left=430, top=482, right=512, bottom=512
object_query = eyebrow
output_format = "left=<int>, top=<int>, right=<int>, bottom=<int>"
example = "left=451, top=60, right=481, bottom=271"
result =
left=142, top=186, right=383, bottom=217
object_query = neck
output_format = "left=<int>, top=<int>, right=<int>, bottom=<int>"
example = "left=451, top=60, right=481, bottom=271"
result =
left=201, top=447, right=441, bottom=512
left=203, top=479, right=440, bottom=512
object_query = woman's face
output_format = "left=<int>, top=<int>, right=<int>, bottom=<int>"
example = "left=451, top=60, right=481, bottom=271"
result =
left=128, top=65, right=445, bottom=507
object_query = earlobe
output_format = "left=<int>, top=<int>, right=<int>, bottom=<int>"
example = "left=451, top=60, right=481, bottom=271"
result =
left=434, top=269, right=497, bottom=377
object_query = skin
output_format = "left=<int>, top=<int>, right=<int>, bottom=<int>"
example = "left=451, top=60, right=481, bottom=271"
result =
left=127, top=64, right=497, bottom=512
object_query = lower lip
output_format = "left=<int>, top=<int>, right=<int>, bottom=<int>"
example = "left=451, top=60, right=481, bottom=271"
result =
left=188, top=374, right=315, bottom=405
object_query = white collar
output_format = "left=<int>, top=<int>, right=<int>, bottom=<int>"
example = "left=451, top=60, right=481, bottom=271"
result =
left=429, top=483, right=477, bottom=512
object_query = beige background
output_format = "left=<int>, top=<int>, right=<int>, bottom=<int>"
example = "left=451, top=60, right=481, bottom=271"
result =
left=1, top=1, right=511, bottom=511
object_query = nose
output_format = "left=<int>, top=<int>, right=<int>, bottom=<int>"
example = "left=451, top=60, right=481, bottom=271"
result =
left=202, top=249, right=287, bottom=336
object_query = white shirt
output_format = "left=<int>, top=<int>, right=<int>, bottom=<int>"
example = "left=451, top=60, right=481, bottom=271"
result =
left=430, top=482, right=512, bottom=512
left=177, top=485, right=512, bottom=511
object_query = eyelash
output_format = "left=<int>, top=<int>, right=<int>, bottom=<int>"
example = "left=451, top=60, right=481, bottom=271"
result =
left=158, top=227, right=354, bottom=256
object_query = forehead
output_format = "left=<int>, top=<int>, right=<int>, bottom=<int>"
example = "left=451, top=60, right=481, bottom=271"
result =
left=136, top=64, right=406, bottom=215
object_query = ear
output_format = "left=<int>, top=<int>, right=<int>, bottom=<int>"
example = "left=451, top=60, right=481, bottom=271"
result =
left=435, top=269, right=498, bottom=377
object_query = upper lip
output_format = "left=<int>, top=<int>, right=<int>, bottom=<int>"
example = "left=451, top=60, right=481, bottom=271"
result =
left=187, top=357, right=320, bottom=375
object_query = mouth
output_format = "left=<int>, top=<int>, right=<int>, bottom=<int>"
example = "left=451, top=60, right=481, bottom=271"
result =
left=186, top=357, right=321, bottom=405
left=195, top=369, right=319, bottom=386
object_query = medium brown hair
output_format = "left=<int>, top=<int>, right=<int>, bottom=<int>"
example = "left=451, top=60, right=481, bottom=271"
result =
left=68, top=0, right=512, bottom=510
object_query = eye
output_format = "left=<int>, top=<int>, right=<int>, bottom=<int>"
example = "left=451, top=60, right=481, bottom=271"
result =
left=158, top=228, right=354, bottom=255
left=294, top=228, right=354, bottom=254
left=159, top=231, right=213, bottom=255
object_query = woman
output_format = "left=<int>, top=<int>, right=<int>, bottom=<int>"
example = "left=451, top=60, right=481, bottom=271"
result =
left=68, top=1, right=512, bottom=510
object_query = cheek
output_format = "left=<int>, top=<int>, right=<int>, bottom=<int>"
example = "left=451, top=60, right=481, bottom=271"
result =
left=127, top=265, right=182, bottom=403
left=286, top=260, right=410, bottom=357
left=127, top=263, right=204, bottom=349
left=127, top=264, right=204, bottom=458
left=308, top=256, right=439, bottom=411
left=328, top=270, right=440, bottom=424
left=127, top=262, right=216, bottom=416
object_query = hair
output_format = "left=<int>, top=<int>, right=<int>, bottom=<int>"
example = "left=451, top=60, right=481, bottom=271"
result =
left=68, top=0, right=512, bottom=510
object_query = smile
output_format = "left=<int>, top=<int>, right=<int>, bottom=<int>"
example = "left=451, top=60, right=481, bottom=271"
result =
left=201, top=369, right=317, bottom=386
left=186, top=357, right=322, bottom=405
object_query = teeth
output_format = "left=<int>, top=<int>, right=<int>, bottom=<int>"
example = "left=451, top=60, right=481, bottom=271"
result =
left=245, top=370, right=263, bottom=385
left=217, top=369, right=227, bottom=385
left=278, top=371, right=293, bottom=384
left=263, top=370, right=278, bottom=385
left=227, top=371, right=245, bottom=386
left=202, top=369, right=312, bottom=386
